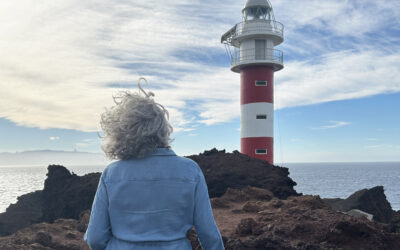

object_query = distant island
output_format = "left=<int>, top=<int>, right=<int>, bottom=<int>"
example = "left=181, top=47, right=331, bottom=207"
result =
left=0, top=150, right=108, bottom=166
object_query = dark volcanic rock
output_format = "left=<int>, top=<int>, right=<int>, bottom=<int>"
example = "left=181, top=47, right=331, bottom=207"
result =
left=0, top=165, right=100, bottom=236
left=187, top=148, right=298, bottom=199
left=0, top=191, right=43, bottom=236
left=41, top=165, right=100, bottom=223
left=210, top=187, right=400, bottom=250
left=323, top=186, right=400, bottom=224
left=0, top=217, right=89, bottom=250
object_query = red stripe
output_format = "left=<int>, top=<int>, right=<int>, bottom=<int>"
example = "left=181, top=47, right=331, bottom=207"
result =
left=241, top=137, right=273, bottom=164
left=240, top=66, right=274, bottom=105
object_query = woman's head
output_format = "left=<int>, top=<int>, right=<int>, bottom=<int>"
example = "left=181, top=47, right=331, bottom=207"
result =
left=100, top=90, right=173, bottom=160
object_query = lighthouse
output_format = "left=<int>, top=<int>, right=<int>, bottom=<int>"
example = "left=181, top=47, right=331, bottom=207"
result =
left=221, top=0, right=284, bottom=164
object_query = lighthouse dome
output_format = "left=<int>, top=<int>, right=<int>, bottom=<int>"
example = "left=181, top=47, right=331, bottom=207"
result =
left=242, top=0, right=274, bottom=21
left=243, top=0, right=272, bottom=10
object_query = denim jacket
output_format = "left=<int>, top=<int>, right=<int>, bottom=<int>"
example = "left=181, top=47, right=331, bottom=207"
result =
left=84, top=148, right=224, bottom=250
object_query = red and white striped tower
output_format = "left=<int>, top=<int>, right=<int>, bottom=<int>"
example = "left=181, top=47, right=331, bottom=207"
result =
left=221, top=0, right=284, bottom=164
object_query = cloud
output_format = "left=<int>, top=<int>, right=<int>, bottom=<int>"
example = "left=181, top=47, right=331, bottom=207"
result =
left=0, top=0, right=399, bottom=132
left=364, top=145, right=383, bottom=149
left=275, top=50, right=400, bottom=109
left=312, top=121, right=350, bottom=130
left=364, top=144, right=400, bottom=150
left=75, top=142, right=89, bottom=148
left=275, top=0, right=400, bottom=38
left=49, top=137, right=60, bottom=141
left=83, top=138, right=98, bottom=143
left=75, top=138, right=100, bottom=148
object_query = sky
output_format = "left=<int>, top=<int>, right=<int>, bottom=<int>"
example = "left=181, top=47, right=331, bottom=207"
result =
left=0, top=0, right=399, bottom=163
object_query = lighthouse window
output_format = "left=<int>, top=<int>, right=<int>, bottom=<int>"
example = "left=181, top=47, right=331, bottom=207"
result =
left=255, top=80, right=267, bottom=86
left=255, top=149, right=267, bottom=154
left=256, top=114, right=267, bottom=119
left=255, top=40, right=266, bottom=60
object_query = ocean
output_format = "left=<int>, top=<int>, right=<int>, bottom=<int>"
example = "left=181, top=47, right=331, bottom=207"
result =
left=283, top=162, right=400, bottom=211
left=0, top=162, right=399, bottom=213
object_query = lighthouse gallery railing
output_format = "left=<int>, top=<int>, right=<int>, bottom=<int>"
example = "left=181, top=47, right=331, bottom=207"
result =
left=235, top=20, right=284, bottom=37
left=231, top=48, right=283, bottom=66
left=221, top=20, right=284, bottom=44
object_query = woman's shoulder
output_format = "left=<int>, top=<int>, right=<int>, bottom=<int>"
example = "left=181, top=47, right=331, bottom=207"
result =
left=152, top=148, right=201, bottom=173
left=101, top=153, right=202, bottom=181
left=174, top=155, right=199, bottom=167
left=169, top=155, right=202, bottom=177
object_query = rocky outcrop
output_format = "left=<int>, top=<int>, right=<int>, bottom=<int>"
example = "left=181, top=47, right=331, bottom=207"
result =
left=41, top=165, right=100, bottom=223
left=187, top=148, right=298, bottom=199
left=0, top=165, right=100, bottom=236
left=323, top=186, right=400, bottom=224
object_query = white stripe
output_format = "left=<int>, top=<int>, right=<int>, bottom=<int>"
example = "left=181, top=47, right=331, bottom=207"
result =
left=241, top=102, right=273, bottom=138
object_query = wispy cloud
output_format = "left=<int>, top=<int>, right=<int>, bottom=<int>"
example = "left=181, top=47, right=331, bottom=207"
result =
left=364, top=145, right=384, bottom=149
left=83, top=138, right=98, bottom=143
left=75, top=138, right=100, bottom=148
left=75, top=142, right=90, bottom=148
left=0, top=0, right=399, bottom=132
left=364, top=144, right=400, bottom=150
left=49, top=137, right=60, bottom=141
left=312, top=121, right=351, bottom=130
left=275, top=50, right=400, bottom=109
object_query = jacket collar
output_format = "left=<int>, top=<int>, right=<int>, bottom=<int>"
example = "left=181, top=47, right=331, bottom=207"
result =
left=150, top=147, right=176, bottom=156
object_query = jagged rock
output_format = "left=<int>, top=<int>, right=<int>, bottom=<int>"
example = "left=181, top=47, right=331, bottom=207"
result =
left=187, top=148, right=298, bottom=199
left=0, top=165, right=100, bottom=237
left=323, top=186, right=400, bottom=223
left=41, top=165, right=100, bottom=223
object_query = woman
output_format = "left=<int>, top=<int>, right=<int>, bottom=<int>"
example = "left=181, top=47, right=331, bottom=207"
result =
left=84, top=80, right=224, bottom=250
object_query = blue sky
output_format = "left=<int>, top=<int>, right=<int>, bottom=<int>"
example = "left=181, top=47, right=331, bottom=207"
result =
left=0, top=0, right=399, bottom=162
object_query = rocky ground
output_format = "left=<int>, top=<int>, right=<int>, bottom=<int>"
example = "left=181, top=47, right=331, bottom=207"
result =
left=1, top=149, right=400, bottom=249
left=0, top=218, right=89, bottom=250
left=206, top=187, right=400, bottom=249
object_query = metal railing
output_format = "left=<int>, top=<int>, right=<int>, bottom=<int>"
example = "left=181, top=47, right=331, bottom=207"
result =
left=231, top=48, right=283, bottom=66
left=234, top=20, right=284, bottom=38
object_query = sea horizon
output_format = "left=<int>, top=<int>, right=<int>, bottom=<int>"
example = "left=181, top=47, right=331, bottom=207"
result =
left=1, top=160, right=400, bottom=167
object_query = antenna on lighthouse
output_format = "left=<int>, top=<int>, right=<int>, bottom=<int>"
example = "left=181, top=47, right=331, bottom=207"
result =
left=221, top=0, right=284, bottom=165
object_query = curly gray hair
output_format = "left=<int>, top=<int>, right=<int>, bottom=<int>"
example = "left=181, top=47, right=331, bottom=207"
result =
left=100, top=91, right=173, bottom=160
